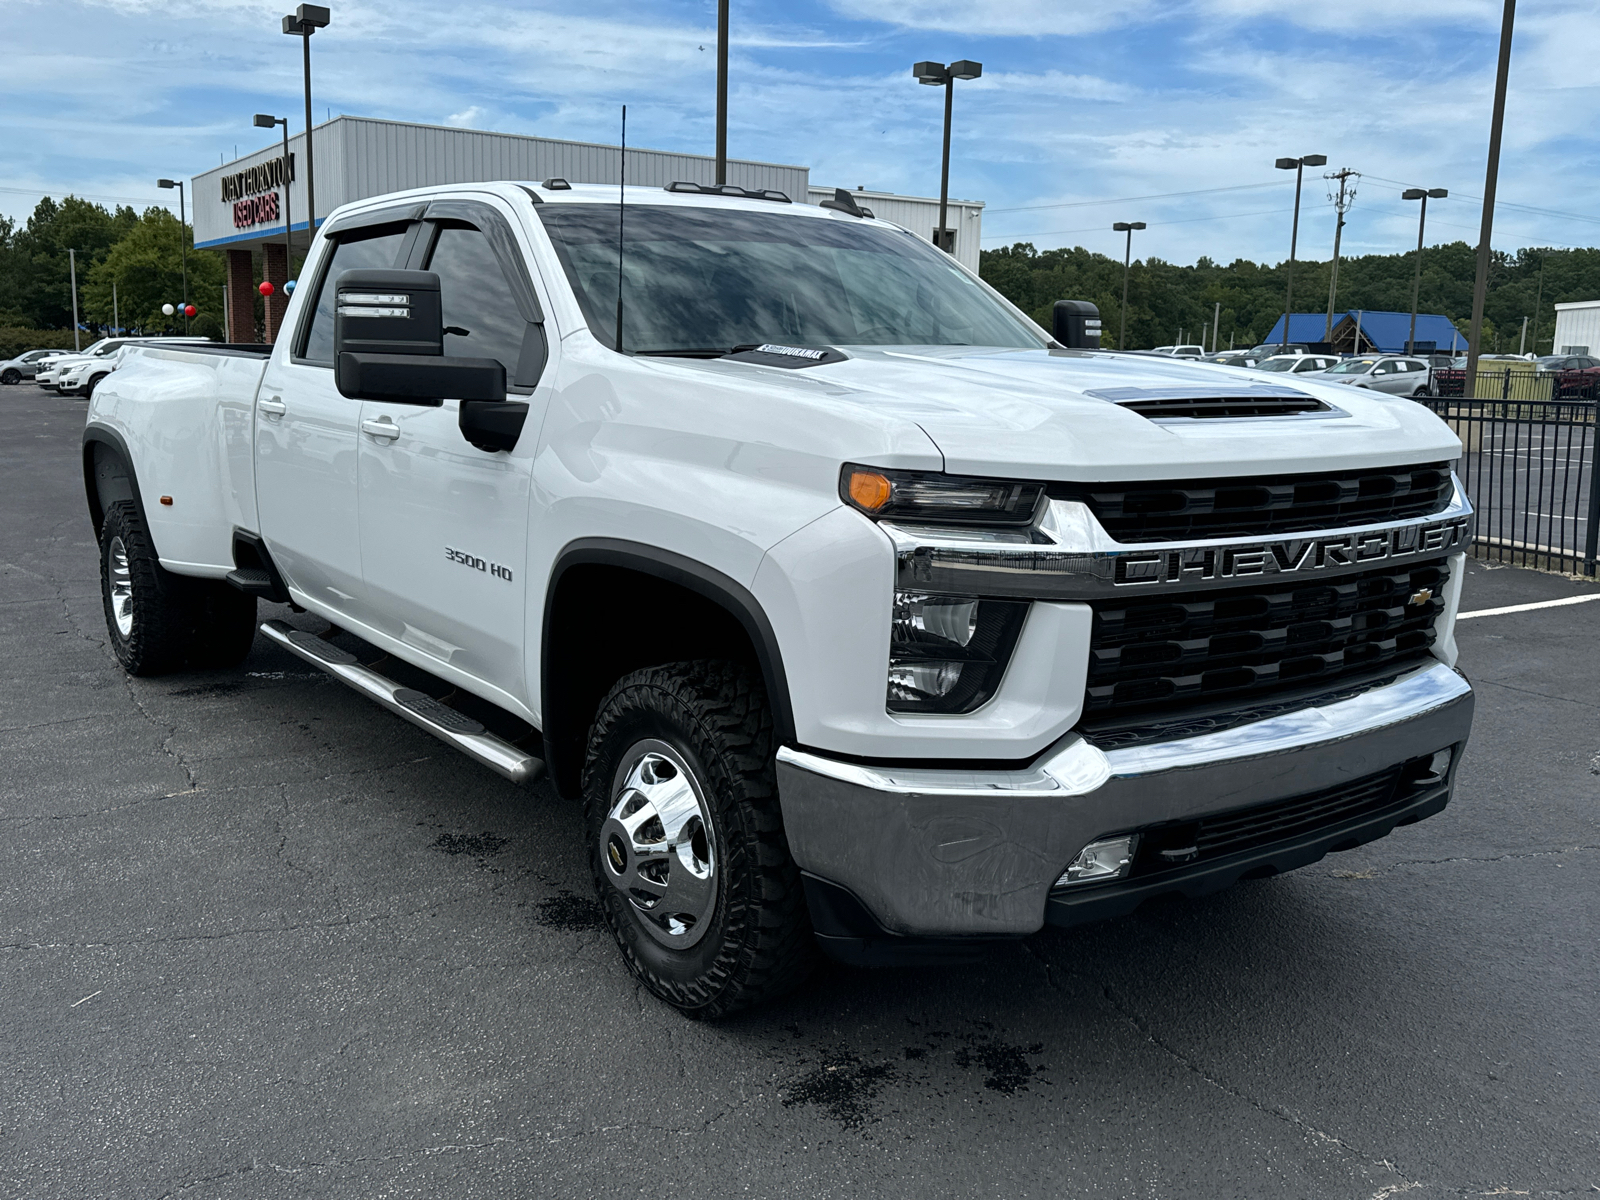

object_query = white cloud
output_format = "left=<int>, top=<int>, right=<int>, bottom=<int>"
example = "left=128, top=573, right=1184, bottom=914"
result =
left=446, top=105, right=487, bottom=128
left=824, top=0, right=1155, bottom=36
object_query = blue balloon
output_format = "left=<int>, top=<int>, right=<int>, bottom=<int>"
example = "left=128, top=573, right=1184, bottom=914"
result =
left=284, top=279, right=296, bottom=294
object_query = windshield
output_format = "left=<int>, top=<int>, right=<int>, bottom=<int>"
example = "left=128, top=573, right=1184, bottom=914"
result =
left=1256, top=358, right=1300, bottom=372
left=1326, top=359, right=1375, bottom=375
left=536, top=204, right=1046, bottom=354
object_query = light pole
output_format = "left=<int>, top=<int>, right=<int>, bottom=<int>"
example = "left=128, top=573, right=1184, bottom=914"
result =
left=714, top=0, right=728, bottom=184
left=254, top=114, right=294, bottom=275
left=157, top=178, right=189, bottom=333
left=913, top=59, right=983, bottom=255
left=1274, top=152, right=1326, bottom=349
left=1468, top=0, right=1516, bottom=396
left=283, top=5, right=329, bottom=242
left=1403, top=187, right=1447, bottom=353
left=1112, top=221, right=1145, bottom=350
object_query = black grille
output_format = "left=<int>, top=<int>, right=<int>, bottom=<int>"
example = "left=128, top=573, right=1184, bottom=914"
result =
left=1051, top=462, right=1453, bottom=543
left=1118, top=395, right=1330, bottom=419
left=1085, top=558, right=1449, bottom=725
left=1130, top=765, right=1408, bottom=875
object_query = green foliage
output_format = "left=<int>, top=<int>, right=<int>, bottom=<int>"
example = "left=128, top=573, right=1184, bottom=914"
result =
left=981, top=240, right=1600, bottom=352
left=0, top=327, right=79, bottom=360
left=0, top=194, right=225, bottom=336
left=83, top=207, right=225, bottom=334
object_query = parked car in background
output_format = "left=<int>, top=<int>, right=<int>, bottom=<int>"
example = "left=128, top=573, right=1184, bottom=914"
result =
left=1150, top=344, right=1206, bottom=359
left=0, top=349, right=62, bottom=384
left=1533, top=354, right=1599, bottom=374
left=1252, top=354, right=1340, bottom=375
left=38, top=337, right=209, bottom=392
left=1250, top=343, right=1314, bottom=357
left=1202, top=350, right=1261, bottom=367
left=1316, top=355, right=1435, bottom=396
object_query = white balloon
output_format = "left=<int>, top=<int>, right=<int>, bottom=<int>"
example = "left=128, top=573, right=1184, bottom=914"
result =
left=161, top=303, right=175, bottom=316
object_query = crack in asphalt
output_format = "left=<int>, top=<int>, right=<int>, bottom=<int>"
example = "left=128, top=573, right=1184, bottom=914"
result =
left=1473, top=676, right=1600, bottom=711
left=1097, top=980, right=1419, bottom=1191
left=1335, top=844, right=1600, bottom=880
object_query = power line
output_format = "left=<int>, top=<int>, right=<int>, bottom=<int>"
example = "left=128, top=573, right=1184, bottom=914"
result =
left=0, top=184, right=177, bottom=210
left=985, top=181, right=1287, bottom=216
left=1360, top=172, right=1600, bottom=227
left=982, top=205, right=1294, bottom=243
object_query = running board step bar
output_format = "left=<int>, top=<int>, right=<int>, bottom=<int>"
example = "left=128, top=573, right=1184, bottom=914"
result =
left=259, top=619, right=544, bottom=784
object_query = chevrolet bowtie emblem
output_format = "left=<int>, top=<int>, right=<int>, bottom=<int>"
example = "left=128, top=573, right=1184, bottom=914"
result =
left=1409, top=588, right=1434, bottom=606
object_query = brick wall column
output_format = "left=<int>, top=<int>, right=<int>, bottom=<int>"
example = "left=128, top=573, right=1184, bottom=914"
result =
left=263, top=242, right=289, bottom=344
left=226, top=249, right=256, bottom=344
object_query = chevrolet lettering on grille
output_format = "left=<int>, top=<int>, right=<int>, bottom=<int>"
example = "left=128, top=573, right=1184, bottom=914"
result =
left=1112, top=516, right=1473, bottom=586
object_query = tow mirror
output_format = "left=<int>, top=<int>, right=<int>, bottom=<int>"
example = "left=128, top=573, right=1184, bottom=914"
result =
left=1052, top=299, right=1103, bottom=349
left=333, top=268, right=505, bottom=405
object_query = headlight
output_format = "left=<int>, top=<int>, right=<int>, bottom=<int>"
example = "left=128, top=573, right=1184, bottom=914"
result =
left=886, top=591, right=1028, bottom=713
left=841, top=464, right=1045, bottom=527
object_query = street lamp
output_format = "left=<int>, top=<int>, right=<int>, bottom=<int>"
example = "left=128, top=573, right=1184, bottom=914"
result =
left=156, top=178, right=189, bottom=333
left=254, top=114, right=294, bottom=276
left=1403, top=187, right=1447, bottom=354
left=1112, top=221, right=1146, bottom=350
left=912, top=58, right=983, bottom=255
left=1274, top=152, right=1326, bottom=349
left=282, top=4, right=329, bottom=243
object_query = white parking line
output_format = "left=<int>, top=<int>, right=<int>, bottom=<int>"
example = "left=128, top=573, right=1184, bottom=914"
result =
left=1458, top=594, right=1600, bottom=620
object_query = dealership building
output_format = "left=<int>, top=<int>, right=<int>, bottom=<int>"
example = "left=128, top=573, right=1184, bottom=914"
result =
left=190, top=115, right=986, bottom=343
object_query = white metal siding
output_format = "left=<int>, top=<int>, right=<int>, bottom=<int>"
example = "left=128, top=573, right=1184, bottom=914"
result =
left=195, top=115, right=807, bottom=251
left=1552, top=300, right=1600, bottom=355
left=808, top=187, right=984, bottom=273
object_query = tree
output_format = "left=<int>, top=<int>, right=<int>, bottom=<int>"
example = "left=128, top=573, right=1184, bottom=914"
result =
left=1, top=196, right=136, bottom=330
left=84, top=207, right=224, bottom=335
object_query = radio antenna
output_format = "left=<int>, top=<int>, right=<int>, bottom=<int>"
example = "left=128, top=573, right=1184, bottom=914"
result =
left=615, top=104, right=626, bottom=354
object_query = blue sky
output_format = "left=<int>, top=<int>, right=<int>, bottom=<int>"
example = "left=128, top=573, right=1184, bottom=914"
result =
left=5, top=0, right=1598, bottom=266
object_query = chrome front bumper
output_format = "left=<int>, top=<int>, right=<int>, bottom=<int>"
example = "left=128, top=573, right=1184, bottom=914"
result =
left=776, top=660, right=1473, bottom=939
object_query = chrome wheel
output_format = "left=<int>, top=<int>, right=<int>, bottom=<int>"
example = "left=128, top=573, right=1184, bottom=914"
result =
left=599, top=739, right=717, bottom=949
left=108, top=536, right=134, bottom=637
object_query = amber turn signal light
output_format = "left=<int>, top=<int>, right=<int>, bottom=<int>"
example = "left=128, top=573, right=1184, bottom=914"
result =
left=846, top=469, right=893, bottom=512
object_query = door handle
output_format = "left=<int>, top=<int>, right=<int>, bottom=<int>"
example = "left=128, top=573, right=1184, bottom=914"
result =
left=361, top=417, right=400, bottom=441
left=259, top=395, right=286, bottom=418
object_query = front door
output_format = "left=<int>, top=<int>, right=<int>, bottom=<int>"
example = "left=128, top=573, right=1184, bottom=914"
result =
left=357, top=212, right=546, bottom=706
left=255, top=221, right=416, bottom=625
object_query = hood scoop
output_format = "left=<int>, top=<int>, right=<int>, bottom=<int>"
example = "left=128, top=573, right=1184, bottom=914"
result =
left=1086, top=384, right=1332, bottom=420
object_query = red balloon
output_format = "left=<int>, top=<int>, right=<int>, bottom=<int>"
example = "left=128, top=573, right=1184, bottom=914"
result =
left=184, top=304, right=197, bottom=317
left=258, top=281, right=275, bottom=297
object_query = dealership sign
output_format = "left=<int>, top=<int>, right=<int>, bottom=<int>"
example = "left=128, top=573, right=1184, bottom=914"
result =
left=222, top=154, right=294, bottom=229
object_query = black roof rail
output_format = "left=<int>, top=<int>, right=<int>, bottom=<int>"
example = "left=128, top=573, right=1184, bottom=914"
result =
left=664, top=180, right=791, bottom=203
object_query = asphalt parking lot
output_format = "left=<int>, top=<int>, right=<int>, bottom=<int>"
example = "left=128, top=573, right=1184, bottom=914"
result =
left=3, top=381, right=1597, bottom=1199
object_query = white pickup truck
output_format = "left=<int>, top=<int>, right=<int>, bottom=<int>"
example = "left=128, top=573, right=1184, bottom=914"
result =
left=84, top=180, right=1475, bottom=1015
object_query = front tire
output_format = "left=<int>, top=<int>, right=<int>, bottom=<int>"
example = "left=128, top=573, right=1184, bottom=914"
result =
left=0, top=368, right=19, bottom=385
left=584, top=661, right=814, bottom=1017
left=100, top=501, right=256, bottom=675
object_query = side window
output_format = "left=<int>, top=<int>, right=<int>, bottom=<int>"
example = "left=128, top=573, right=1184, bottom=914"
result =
left=423, top=224, right=528, bottom=376
left=300, top=225, right=412, bottom=365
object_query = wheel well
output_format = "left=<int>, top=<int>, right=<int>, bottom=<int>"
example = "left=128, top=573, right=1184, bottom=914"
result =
left=83, top=436, right=141, bottom=539
left=541, top=551, right=792, bottom=799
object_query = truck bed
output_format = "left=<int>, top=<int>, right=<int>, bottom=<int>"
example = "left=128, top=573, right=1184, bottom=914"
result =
left=85, top=343, right=271, bottom=576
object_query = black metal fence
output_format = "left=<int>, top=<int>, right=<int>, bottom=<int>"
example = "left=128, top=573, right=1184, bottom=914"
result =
left=1425, top=397, right=1599, bottom=576
left=1432, top=368, right=1600, bottom=402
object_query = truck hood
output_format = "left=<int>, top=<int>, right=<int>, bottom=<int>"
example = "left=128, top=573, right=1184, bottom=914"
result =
left=684, top=346, right=1461, bottom=481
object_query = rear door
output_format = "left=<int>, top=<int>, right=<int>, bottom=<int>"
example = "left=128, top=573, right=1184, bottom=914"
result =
left=355, top=198, right=551, bottom=707
left=255, top=210, right=420, bottom=624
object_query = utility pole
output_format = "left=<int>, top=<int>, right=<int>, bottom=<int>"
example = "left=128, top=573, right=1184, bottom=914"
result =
left=1467, top=0, right=1516, bottom=394
left=69, top=249, right=81, bottom=351
left=113, top=280, right=119, bottom=335
left=1213, top=301, right=1221, bottom=352
left=1518, top=315, right=1528, bottom=354
left=1530, top=256, right=1544, bottom=352
left=715, top=0, right=728, bottom=184
left=1324, top=167, right=1358, bottom=339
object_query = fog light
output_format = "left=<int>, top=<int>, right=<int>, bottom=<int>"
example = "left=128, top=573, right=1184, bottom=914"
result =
left=887, top=659, right=963, bottom=701
left=1057, top=835, right=1138, bottom=887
